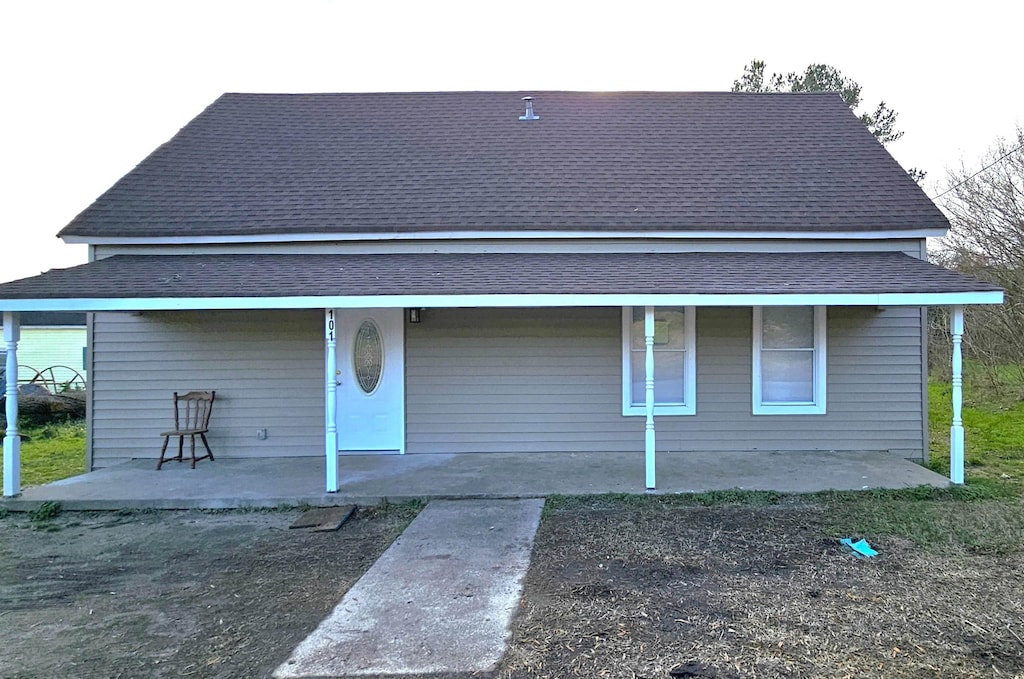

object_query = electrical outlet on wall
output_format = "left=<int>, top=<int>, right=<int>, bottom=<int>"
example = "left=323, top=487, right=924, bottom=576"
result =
left=256, top=428, right=268, bottom=440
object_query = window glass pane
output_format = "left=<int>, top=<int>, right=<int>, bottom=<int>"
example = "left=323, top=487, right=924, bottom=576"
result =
left=627, top=307, right=689, bottom=410
left=761, top=351, right=813, bottom=402
left=630, top=350, right=685, bottom=405
left=353, top=320, right=383, bottom=394
left=630, top=351, right=645, bottom=404
left=655, top=308, right=686, bottom=349
left=762, top=307, right=813, bottom=348
left=631, top=307, right=645, bottom=350
left=632, top=307, right=686, bottom=349
left=654, top=350, right=685, bottom=403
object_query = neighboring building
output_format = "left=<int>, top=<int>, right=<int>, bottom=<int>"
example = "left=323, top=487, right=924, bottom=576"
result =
left=0, top=312, right=86, bottom=390
left=0, top=91, right=1002, bottom=497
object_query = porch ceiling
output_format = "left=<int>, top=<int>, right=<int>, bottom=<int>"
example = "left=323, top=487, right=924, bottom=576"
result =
left=0, top=251, right=1003, bottom=311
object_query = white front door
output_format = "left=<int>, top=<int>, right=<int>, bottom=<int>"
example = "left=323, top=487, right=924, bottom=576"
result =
left=335, top=308, right=405, bottom=453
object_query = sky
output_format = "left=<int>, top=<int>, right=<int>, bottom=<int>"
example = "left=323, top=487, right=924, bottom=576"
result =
left=1, top=0, right=1021, bottom=284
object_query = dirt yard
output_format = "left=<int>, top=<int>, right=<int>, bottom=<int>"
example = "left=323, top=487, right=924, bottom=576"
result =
left=0, top=504, right=418, bottom=679
left=500, top=500, right=1024, bottom=679
left=2, top=499, right=1024, bottom=679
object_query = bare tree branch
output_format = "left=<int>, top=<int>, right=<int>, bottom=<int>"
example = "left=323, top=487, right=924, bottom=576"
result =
left=932, top=127, right=1024, bottom=372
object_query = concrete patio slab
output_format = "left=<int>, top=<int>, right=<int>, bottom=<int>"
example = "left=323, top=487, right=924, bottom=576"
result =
left=1, top=450, right=949, bottom=511
left=273, top=498, right=544, bottom=678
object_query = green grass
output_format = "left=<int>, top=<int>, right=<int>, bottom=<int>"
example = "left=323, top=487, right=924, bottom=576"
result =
left=0, top=418, right=86, bottom=489
left=928, top=373, right=1024, bottom=489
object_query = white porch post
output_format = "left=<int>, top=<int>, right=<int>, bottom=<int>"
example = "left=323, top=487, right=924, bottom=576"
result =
left=950, top=304, right=965, bottom=485
left=324, top=309, right=339, bottom=492
left=644, top=306, right=656, bottom=489
left=3, top=311, right=21, bottom=497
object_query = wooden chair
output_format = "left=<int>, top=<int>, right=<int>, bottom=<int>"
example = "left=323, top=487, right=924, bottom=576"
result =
left=157, top=391, right=216, bottom=470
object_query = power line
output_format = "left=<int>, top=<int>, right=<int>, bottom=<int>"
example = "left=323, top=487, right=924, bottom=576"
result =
left=930, top=142, right=1024, bottom=201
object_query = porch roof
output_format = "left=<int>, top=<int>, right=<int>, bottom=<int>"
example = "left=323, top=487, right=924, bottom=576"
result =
left=0, top=251, right=1003, bottom=311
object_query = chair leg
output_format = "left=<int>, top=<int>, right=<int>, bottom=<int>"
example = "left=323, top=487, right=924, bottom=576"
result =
left=190, top=435, right=198, bottom=469
left=157, top=435, right=170, bottom=470
left=200, top=433, right=214, bottom=462
left=176, top=436, right=185, bottom=462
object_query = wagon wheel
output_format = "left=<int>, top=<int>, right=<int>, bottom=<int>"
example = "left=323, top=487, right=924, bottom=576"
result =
left=10, top=365, right=43, bottom=388
left=28, top=365, right=86, bottom=393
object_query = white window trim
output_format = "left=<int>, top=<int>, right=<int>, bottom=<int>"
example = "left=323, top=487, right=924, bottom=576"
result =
left=752, top=305, right=826, bottom=415
left=621, top=306, right=696, bottom=416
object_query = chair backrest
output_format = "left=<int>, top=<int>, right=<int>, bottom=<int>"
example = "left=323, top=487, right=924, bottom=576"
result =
left=173, top=391, right=216, bottom=431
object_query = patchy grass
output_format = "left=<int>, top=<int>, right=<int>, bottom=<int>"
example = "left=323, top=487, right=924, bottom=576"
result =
left=818, top=487, right=1024, bottom=555
left=0, top=418, right=86, bottom=489
left=544, top=490, right=789, bottom=515
left=547, top=487, right=1024, bottom=556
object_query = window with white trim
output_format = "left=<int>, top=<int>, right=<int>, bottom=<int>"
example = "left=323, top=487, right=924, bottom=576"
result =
left=622, top=306, right=696, bottom=416
left=753, top=306, right=826, bottom=415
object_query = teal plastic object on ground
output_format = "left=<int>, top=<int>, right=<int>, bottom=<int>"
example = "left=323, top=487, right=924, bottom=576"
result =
left=840, top=537, right=878, bottom=558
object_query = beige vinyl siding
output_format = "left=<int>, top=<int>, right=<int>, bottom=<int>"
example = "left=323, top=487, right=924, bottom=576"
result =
left=88, top=303, right=926, bottom=466
left=406, top=306, right=925, bottom=457
left=90, top=310, right=322, bottom=469
left=406, top=308, right=625, bottom=452
left=682, top=306, right=924, bottom=455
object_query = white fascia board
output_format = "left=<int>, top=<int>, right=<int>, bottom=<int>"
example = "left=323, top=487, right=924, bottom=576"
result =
left=62, top=228, right=949, bottom=245
left=0, top=290, right=1004, bottom=312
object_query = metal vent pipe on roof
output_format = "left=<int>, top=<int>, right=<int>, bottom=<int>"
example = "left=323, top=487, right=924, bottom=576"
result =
left=519, top=96, right=539, bottom=121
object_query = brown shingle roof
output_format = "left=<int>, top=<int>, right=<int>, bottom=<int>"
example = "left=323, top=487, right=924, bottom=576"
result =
left=0, top=252, right=999, bottom=303
left=58, top=91, right=948, bottom=239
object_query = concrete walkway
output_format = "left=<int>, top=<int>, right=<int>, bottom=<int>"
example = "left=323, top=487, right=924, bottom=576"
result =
left=273, top=498, right=544, bottom=678
left=2, top=450, right=949, bottom=511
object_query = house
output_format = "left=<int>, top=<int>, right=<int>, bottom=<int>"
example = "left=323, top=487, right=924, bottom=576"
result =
left=0, top=91, right=1002, bottom=498
left=0, top=312, right=87, bottom=392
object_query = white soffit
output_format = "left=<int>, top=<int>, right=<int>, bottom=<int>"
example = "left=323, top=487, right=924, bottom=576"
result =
left=0, top=290, right=1004, bottom=312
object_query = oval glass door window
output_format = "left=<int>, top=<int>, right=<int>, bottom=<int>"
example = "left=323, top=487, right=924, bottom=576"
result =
left=353, top=320, right=384, bottom=394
